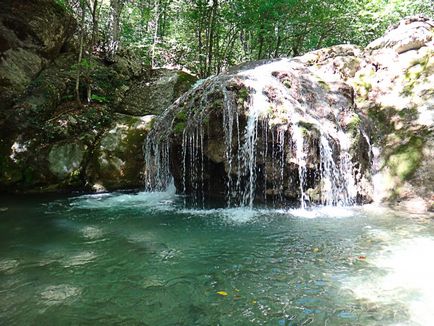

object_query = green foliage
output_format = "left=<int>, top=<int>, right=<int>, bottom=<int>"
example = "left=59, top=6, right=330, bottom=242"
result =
left=63, top=0, right=433, bottom=77
left=91, top=94, right=109, bottom=103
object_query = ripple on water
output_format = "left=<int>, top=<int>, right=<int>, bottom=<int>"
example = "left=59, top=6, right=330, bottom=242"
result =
left=62, top=251, right=97, bottom=267
left=40, top=284, right=81, bottom=306
left=0, top=258, right=19, bottom=273
left=81, top=226, right=104, bottom=240
left=180, top=207, right=260, bottom=224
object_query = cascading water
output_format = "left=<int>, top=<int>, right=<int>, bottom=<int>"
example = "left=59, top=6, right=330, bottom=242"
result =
left=144, top=58, right=370, bottom=209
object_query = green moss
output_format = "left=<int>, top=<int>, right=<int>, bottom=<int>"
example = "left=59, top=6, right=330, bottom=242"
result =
left=174, top=72, right=198, bottom=94
left=347, top=114, right=362, bottom=138
left=173, top=122, right=186, bottom=135
left=175, top=110, right=187, bottom=122
left=23, top=167, right=35, bottom=185
left=283, top=80, right=291, bottom=88
left=298, top=121, right=315, bottom=130
left=238, top=87, right=249, bottom=101
left=353, top=72, right=372, bottom=99
left=348, top=114, right=361, bottom=130
left=317, top=79, right=331, bottom=91
left=299, top=126, right=309, bottom=137
left=386, top=137, right=424, bottom=181
left=402, top=52, right=432, bottom=96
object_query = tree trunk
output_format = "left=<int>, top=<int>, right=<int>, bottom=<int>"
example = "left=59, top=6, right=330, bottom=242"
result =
left=90, top=0, right=99, bottom=51
left=106, top=0, right=123, bottom=62
left=206, top=0, right=218, bottom=76
left=274, top=25, right=281, bottom=58
left=151, top=0, right=160, bottom=68
left=257, top=24, right=265, bottom=60
left=75, top=1, right=85, bottom=106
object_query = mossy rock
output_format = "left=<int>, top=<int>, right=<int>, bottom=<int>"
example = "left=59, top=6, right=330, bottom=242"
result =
left=48, top=141, right=87, bottom=180
left=86, top=114, right=155, bottom=191
left=385, top=137, right=424, bottom=181
left=119, top=69, right=197, bottom=116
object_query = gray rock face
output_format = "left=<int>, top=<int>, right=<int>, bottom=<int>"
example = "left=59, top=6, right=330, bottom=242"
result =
left=354, top=15, right=434, bottom=213
left=0, top=0, right=75, bottom=111
left=85, top=114, right=155, bottom=191
left=48, top=142, right=87, bottom=179
left=119, top=69, right=197, bottom=115
left=0, top=47, right=194, bottom=193
left=0, top=110, right=155, bottom=193
left=0, top=2, right=196, bottom=194
left=367, top=15, right=433, bottom=54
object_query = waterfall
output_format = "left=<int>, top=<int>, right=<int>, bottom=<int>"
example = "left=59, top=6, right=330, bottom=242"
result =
left=293, top=124, right=308, bottom=208
left=144, top=59, right=367, bottom=208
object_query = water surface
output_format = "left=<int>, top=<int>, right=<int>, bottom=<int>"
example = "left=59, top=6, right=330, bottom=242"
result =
left=1, top=191, right=433, bottom=325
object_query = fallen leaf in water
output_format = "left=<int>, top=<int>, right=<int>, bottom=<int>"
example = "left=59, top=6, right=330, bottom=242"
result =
left=358, top=256, right=366, bottom=260
left=217, top=291, right=228, bottom=296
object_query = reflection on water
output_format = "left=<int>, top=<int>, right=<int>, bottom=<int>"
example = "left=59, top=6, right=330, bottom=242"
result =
left=0, top=191, right=433, bottom=325
left=40, top=284, right=81, bottom=306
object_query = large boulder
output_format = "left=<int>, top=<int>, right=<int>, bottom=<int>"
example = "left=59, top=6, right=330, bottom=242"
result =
left=0, top=109, right=154, bottom=193
left=367, top=15, right=434, bottom=54
left=0, top=0, right=75, bottom=112
left=144, top=16, right=434, bottom=211
left=352, top=15, right=434, bottom=213
left=145, top=46, right=372, bottom=207
left=85, top=114, right=154, bottom=191
left=118, top=69, right=197, bottom=115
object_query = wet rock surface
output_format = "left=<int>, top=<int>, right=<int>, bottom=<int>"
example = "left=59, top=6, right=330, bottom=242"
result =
left=145, top=15, right=433, bottom=210
left=145, top=50, right=372, bottom=207
left=354, top=15, right=434, bottom=212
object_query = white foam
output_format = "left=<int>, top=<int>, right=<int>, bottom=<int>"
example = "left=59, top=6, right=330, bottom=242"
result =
left=70, top=187, right=177, bottom=211
left=288, top=206, right=355, bottom=219
left=179, top=207, right=260, bottom=224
